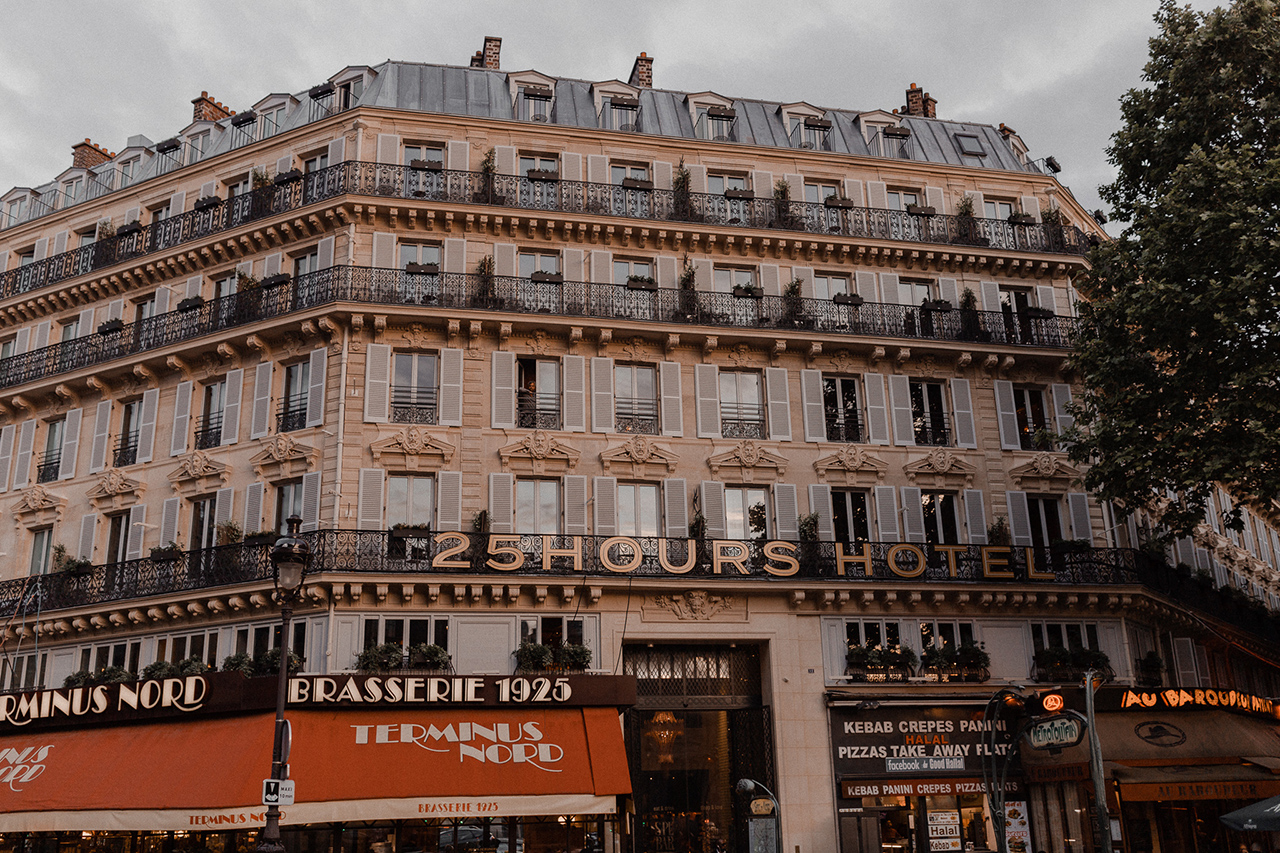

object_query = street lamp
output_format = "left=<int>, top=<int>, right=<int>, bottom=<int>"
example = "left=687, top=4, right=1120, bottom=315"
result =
left=256, top=515, right=311, bottom=853
left=736, top=779, right=781, bottom=853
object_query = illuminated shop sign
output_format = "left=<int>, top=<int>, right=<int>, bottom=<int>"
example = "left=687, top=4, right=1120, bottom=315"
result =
left=829, top=706, right=1020, bottom=778
left=1112, top=688, right=1275, bottom=717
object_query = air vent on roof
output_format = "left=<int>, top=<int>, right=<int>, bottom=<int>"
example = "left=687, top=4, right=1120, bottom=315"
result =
left=231, top=110, right=257, bottom=127
left=619, top=123, right=637, bottom=133
left=155, top=138, right=182, bottom=154
left=800, top=142, right=815, bottom=150
left=309, top=82, right=335, bottom=99
left=707, top=106, right=736, bottom=119
left=713, top=135, right=731, bottom=142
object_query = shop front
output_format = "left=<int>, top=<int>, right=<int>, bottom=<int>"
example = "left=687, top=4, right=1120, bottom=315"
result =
left=828, top=699, right=1026, bottom=853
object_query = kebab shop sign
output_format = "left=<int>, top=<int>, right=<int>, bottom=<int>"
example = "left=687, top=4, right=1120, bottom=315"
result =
left=830, top=705, right=1018, bottom=778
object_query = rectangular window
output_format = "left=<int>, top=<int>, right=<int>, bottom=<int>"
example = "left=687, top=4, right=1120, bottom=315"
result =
left=920, top=492, right=960, bottom=545
left=392, top=352, right=439, bottom=424
left=399, top=243, right=441, bottom=269
left=63, top=178, right=83, bottom=204
left=337, top=77, right=364, bottom=111
left=279, top=361, right=310, bottom=433
left=115, top=399, right=142, bottom=467
left=77, top=231, right=96, bottom=248
left=188, top=134, right=208, bottom=165
left=259, top=106, right=286, bottom=138
left=901, top=278, right=935, bottom=306
left=694, top=106, right=735, bottom=141
left=106, top=514, right=130, bottom=565
left=725, top=487, right=769, bottom=540
left=615, top=364, right=658, bottom=434
left=119, top=160, right=137, bottom=186
left=845, top=619, right=901, bottom=650
left=276, top=480, right=304, bottom=534
left=812, top=273, right=850, bottom=301
left=886, top=189, right=920, bottom=211
left=60, top=319, right=80, bottom=342
left=919, top=620, right=976, bottom=652
left=804, top=182, right=838, bottom=204
left=955, top=134, right=985, bottom=157
left=519, top=155, right=558, bottom=175
left=618, top=483, right=660, bottom=537
left=518, top=86, right=552, bottom=122
left=719, top=371, right=763, bottom=439
left=191, top=496, right=217, bottom=550
left=708, top=175, right=748, bottom=195
left=517, top=358, right=560, bottom=429
left=833, top=491, right=871, bottom=542
left=226, top=176, right=251, bottom=199
left=602, top=96, right=639, bottom=132
left=303, top=153, right=329, bottom=173
left=30, top=529, right=53, bottom=576
left=0, top=339, right=14, bottom=361
left=195, top=381, right=225, bottom=450
left=2, top=652, right=46, bottom=691
left=613, top=258, right=653, bottom=285
left=405, top=144, right=445, bottom=168
left=1027, top=496, right=1064, bottom=548
left=38, top=419, right=64, bottom=483
left=293, top=249, right=321, bottom=278
left=363, top=615, right=450, bottom=658
left=516, top=479, right=560, bottom=534
left=611, top=164, right=649, bottom=185
left=984, top=199, right=1015, bottom=220
left=1013, top=387, right=1052, bottom=451
left=518, top=251, right=559, bottom=277
left=1030, top=621, right=1100, bottom=653
left=909, top=380, right=951, bottom=446
left=822, top=376, right=862, bottom=442
left=387, top=475, right=436, bottom=528
left=520, top=616, right=586, bottom=653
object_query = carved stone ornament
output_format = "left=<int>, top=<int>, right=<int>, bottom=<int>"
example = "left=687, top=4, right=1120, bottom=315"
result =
left=904, top=449, right=979, bottom=488
left=528, top=330, right=553, bottom=355
left=401, top=323, right=434, bottom=351
left=622, top=336, right=648, bottom=361
left=1007, top=452, right=1082, bottom=491
left=643, top=590, right=746, bottom=623
left=86, top=468, right=146, bottom=512
left=249, top=435, right=319, bottom=482
left=600, top=436, right=680, bottom=477
left=498, top=430, right=580, bottom=476
left=13, top=486, right=67, bottom=529
left=370, top=427, right=456, bottom=472
left=168, top=451, right=230, bottom=498
left=707, top=440, right=788, bottom=483
left=829, top=350, right=858, bottom=374
left=727, top=343, right=754, bottom=367
left=813, top=444, right=889, bottom=485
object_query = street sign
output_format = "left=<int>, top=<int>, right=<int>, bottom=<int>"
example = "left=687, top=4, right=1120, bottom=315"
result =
left=263, top=779, right=296, bottom=806
left=1024, top=713, right=1086, bottom=751
left=750, top=797, right=775, bottom=815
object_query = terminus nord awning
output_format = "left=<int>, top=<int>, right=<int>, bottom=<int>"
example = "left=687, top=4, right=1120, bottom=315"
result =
left=0, top=706, right=631, bottom=832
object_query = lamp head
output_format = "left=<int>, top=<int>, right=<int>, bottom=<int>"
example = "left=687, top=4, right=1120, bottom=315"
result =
left=270, top=515, right=311, bottom=595
left=735, top=779, right=757, bottom=797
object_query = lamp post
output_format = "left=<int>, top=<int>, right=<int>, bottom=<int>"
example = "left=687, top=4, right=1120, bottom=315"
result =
left=736, top=778, right=781, bottom=853
left=256, top=515, right=311, bottom=853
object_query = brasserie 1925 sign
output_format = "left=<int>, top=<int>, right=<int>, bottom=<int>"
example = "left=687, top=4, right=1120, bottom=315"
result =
left=829, top=705, right=1019, bottom=778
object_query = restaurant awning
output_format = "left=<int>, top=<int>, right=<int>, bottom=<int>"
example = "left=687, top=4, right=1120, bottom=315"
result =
left=0, top=706, right=631, bottom=831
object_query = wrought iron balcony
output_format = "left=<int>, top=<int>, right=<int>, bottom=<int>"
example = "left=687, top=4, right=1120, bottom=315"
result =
left=616, top=398, right=659, bottom=435
left=913, top=412, right=953, bottom=447
left=35, top=451, right=60, bottom=484
left=113, top=432, right=139, bottom=467
left=193, top=414, right=223, bottom=450
left=825, top=413, right=864, bottom=443
left=0, top=160, right=1093, bottom=302
left=391, top=385, right=439, bottom=424
left=517, top=391, right=560, bottom=430
left=721, top=402, right=766, bottom=439
left=277, top=393, right=308, bottom=433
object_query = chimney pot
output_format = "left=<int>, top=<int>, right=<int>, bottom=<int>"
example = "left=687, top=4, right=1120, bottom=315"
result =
left=628, top=52, right=654, bottom=89
left=483, top=36, right=502, bottom=70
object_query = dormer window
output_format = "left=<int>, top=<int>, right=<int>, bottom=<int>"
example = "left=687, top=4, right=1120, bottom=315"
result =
left=337, top=76, right=363, bottom=110
left=789, top=116, right=832, bottom=150
left=518, top=86, right=553, bottom=122
left=260, top=105, right=287, bottom=137
left=695, top=105, right=737, bottom=142
left=61, top=178, right=83, bottom=206
left=600, top=95, right=640, bottom=132
left=188, top=133, right=209, bottom=165
left=5, top=197, right=28, bottom=227
left=955, top=134, right=986, bottom=158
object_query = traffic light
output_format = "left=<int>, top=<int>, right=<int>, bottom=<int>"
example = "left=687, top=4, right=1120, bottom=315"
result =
left=1026, top=689, right=1065, bottom=717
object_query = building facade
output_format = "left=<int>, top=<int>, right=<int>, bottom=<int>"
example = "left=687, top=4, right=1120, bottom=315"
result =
left=1, top=36, right=1279, bottom=853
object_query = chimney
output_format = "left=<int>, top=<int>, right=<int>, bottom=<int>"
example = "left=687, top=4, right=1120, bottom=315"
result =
left=483, top=36, right=502, bottom=70
left=470, top=50, right=484, bottom=68
left=923, top=91, right=937, bottom=119
left=71, top=139, right=113, bottom=170
left=905, top=83, right=924, bottom=117
left=191, top=91, right=233, bottom=123
left=628, top=52, right=653, bottom=89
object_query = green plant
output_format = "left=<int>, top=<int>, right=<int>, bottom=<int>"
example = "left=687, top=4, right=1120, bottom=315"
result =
left=987, top=516, right=1012, bottom=546
left=553, top=643, right=593, bottom=670
left=177, top=656, right=210, bottom=676
left=357, top=642, right=407, bottom=674
left=96, top=219, right=115, bottom=239
left=251, top=167, right=272, bottom=189
left=51, top=544, right=91, bottom=573
left=1138, top=651, right=1164, bottom=678
left=773, top=179, right=790, bottom=203
left=921, top=645, right=957, bottom=669
left=409, top=643, right=450, bottom=670
left=955, top=194, right=975, bottom=218
left=884, top=646, right=918, bottom=670
left=221, top=652, right=256, bottom=676
left=1033, top=646, right=1073, bottom=668
left=256, top=647, right=303, bottom=676
left=673, top=158, right=693, bottom=219
left=846, top=645, right=872, bottom=668
left=955, top=641, right=990, bottom=669
left=63, top=669, right=93, bottom=688
left=747, top=502, right=767, bottom=540
left=480, top=147, right=496, bottom=176
left=959, top=287, right=978, bottom=311
left=151, top=541, right=181, bottom=558
left=798, top=513, right=819, bottom=542
left=473, top=510, right=491, bottom=534
left=514, top=641, right=553, bottom=671
left=142, top=660, right=180, bottom=680
left=1071, top=647, right=1111, bottom=670
left=215, top=520, right=243, bottom=546
left=236, top=272, right=261, bottom=291
left=97, top=665, right=136, bottom=684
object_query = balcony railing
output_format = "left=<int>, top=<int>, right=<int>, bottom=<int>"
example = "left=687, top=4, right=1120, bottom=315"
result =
left=277, top=393, right=308, bottom=433
left=390, top=385, right=438, bottom=425
left=35, top=451, right=60, bottom=484
left=517, top=391, right=561, bottom=430
left=193, top=414, right=223, bottom=450
left=913, top=412, right=953, bottom=447
left=616, top=398, right=659, bottom=435
left=0, top=160, right=1092, bottom=302
left=826, top=413, right=864, bottom=443
left=0, top=267, right=1083, bottom=394
left=113, top=432, right=139, bottom=468
left=721, top=402, right=766, bottom=439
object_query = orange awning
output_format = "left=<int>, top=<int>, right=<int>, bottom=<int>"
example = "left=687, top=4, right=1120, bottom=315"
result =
left=0, top=706, right=630, bottom=831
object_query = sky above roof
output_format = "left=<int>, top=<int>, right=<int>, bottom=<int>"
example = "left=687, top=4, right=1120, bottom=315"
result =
left=0, top=0, right=1222, bottom=236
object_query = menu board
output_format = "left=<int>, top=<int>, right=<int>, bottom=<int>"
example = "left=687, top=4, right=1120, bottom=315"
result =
left=830, top=705, right=1020, bottom=778
left=928, top=810, right=961, bottom=852
left=1004, top=801, right=1031, bottom=853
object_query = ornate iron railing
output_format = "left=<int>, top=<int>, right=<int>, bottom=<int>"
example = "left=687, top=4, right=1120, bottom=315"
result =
left=0, top=266, right=1082, bottom=393
left=277, top=393, right=308, bottom=433
left=615, top=398, right=659, bottom=435
left=113, top=433, right=139, bottom=468
left=390, top=385, right=439, bottom=425
left=0, top=160, right=1092, bottom=301
left=193, top=414, right=223, bottom=450
left=825, top=413, right=864, bottom=444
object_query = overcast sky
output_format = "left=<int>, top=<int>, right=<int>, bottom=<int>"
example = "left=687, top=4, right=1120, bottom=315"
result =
left=0, top=0, right=1222, bottom=236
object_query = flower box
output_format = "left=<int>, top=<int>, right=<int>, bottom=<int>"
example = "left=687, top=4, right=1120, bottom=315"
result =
left=177, top=296, right=204, bottom=312
left=906, top=204, right=936, bottom=216
left=824, top=196, right=856, bottom=209
left=626, top=277, right=658, bottom=291
left=409, top=159, right=443, bottom=171
left=846, top=666, right=912, bottom=683
left=274, top=169, right=303, bottom=185
left=530, top=271, right=563, bottom=283
left=707, top=105, right=737, bottom=119
left=833, top=293, right=864, bottom=306
left=1024, top=306, right=1055, bottom=319
left=732, top=285, right=763, bottom=299
left=621, top=178, right=654, bottom=190
left=97, top=318, right=124, bottom=335
left=117, top=222, right=142, bottom=237
left=724, top=189, right=755, bottom=200
left=308, top=82, right=335, bottom=99
left=925, top=299, right=953, bottom=311
left=260, top=273, right=290, bottom=288
left=405, top=263, right=439, bottom=275
left=526, top=169, right=560, bottom=181
left=1008, top=213, right=1037, bottom=225
left=193, top=196, right=221, bottom=212
left=243, top=533, right=278, bottom=547
left=389, top=526, right=432, bottom=538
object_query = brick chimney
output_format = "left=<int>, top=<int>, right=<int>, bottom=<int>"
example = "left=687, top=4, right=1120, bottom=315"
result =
left=192, top=91, right=233, bottom=123
left=483, top=36, right=502, bottom=70
left=628, top=52, right=653, bottom=89
left=71, top=139, right=113, bottom=170
left=470, top=50, right=484, bottom=68
left=904, top=83, right=937, bottom=118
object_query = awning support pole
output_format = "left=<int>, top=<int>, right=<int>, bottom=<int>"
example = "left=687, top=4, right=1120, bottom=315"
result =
left=1085, top=669, right=1110, bottom=852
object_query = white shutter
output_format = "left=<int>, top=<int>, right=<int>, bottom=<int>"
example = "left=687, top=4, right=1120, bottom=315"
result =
left=33, top=321, right=50, bottom=351
left=357, top=468, right=385, bottom=530
left=135, top=388, right=159, bottom=464
left=214, top=487, right=234, bottom=528
left=800, top=370, right=826, bottom=443
left=306, top=347, right=327, bottom=427
left=901, top=486, right=925, bottom=543
left=371, top=232, right=396, bottom=269
left=447, top=141, right=469, bottom=172
left=494, top=243, right=517, bottom=277
left=887, top=374, right=915, bottom=445
left=591, top=250, right=613, bottom=283
left=760, top=264, right=781, bottom=297
left=587, top=155, right=608, bottom=185
left=300, top=471, right=322, bottom=532
left=159, top=498, right=180, bottom=548
left=58, top=407, right=82, bottom=480
left=660, top=361, right=683, bottom=436
left=855, top=271, right=878, bottom=302
left=866, top=181, right=887, bottom=209
left=0, top=424, right=12, bottom=493
left=263, top=252, right=282, bottom=280
left=185, top=277, right=202, bottom=299
left=764, top=367, right=792, bottom=441
left=494, top=146, right=516, bottom=175
left=250, top=362, right=273, bottom=439
left=591, top=357, right=614, bottom=433
left=126, top=505, right=147, bottom=560
left=1006, top=491, right=1033, bottom=547
left=994, top=380, right=1021, bottom=449
left=438, top=347, right=464, bottom=427
left=77, top=514, right=97, bottom=562
left=491, top=351, right=517, bottom=429
left=879, top=273, right=904, bottom=306
left=443, top=238, right=466, bottom=274
left=980, top=281, right=1001, bottom=312
left=924, top=186, right=945, bottom=213
left=52, top=232, right=69, bottom=255
left=1173, top=638, right=1200, bottom=689
left=664, top=479, right=688, bottom=538
left=363, top=343, right=391, bottom=423
left=317, top=236, right=334, bottom=269
left=842, top=179, right=865, bottom=207
left=653, top=161, right=673, bottom=190
left=1020, top=196, right=1041, bottom=220
left=488, top=473, right=514, bottom=534
left=562, top=355, right=587, bottom=433
left=560, top=153, right=582, bottom=182
left=874, top=485, right=900, bottom=540
left=591, top=476, right=617, bottom=537
left=809, top=484, right=834, bottom=541
left=170, top=381, right=192, bottom=456
left=963, top=490, right=988, bottom=544
left=437, top=471, right=463, bottom=530
left=950, top=378, right=977, bottom=449
left=168, top=190, right=186, bottom=215
left=1050, top=384, right=1074, bottom=434
left=939, top=277, right=959, bottom=306
left=1036, top=285, right=1057, bottom=315
left=33, top=239, right=48, bottom=261
left=12, top=420, right=34, bottom=488
left=327, top=136, right=346, bottom=163
left=789, top=266, right=812, bottom=299
left=750, top=170, right=773, bottom=196
left=773, top=484, right=799, bottom=540
left=864, top=373, right=890, bottom=445
left=966, top=191, right=985, bottom=216
left=87, top=400, right=111, bottom=474
left=244, top=482, right=264, bottom=533
left=700, top=482, right=726, bottom=539
left=221, top=368, right=243, bottom=446
left=694, top=364, right=721, bottom=438
left=564, top=475, right=589, bottom=536
left=275, top=156, right=293, bottom=176
left=1068, top=493, right=1092, bottom=544
left=693, top=258, right=712, bottom=288
left=77, top=308, right=95, bottom=338
left=686, top=164, right=707, bottom=194
left=563, top=248, right=585, bottom=283
left=376, top=133, right=399, bottom=164
left=657, top=256, right=677, bottom=288
left=13, top=328, right=29, bottom=355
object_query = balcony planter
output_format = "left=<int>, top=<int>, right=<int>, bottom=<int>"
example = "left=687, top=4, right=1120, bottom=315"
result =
left=621, top=178, right=654, bottom=190
left=626, top=276, right=658, bottom=291
left=230, top=110, right=257, bottom=128
left=193, top=196, right=221, bottom=212
left=408, top=643, right=451, bottom=670
left=260, top=273, right=290, bottom=289
left=906, top=204, right=936, bottom=216
left=274, top=169, right=303, bottom=185
left=243, top=532, right=277, bottom=547
left=514, top=641, right=554, bottom=673
left=1008, top=213, right=1037, bottom=226
left=526, top=169, right=560, bottom=181
left=824, top=196, right=856, bottom=209
left=149, top=545, right=181, bottom=561
left=724, top=189, right=755, bottom=200
left=389, top=525, right=432, bottom=539
left=1024, top=306, right=1055, bottom=320
left=177, top=296, right=204, bottom=312
left=732, top=285, right=763, bottom=299
left=925, top=299, right=953, bottom=311
left=308, top=82, right=335, bottom=99
left=409, top=159, right=443, bottom=171
left=117, top=221, right=142, bottom=237
left=405, top=263, right=439, bottom=275
left=97, top=318, right=124, bottom=335
left=883, top=125, right=912, bottom=139
left=530, top=271, right=564, bottom=283
left=833, top=293, right=864, bottom=306
left=707, top=105, right=737, bottom=119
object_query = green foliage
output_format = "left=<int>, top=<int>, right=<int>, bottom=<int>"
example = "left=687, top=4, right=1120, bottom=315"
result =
left=221, top=653, right=256, bottom=676
left=986, top=516, right=1011, bottom=546
left=357, top=642, right=407, bottom=674
left=256, top=647, right=304, bottom=676
left=797, top=512, right=819, bottom=542
left=1069, top=0, right=1280, bottom=538
left=480, top=147, right=496, bottom=175
left=142, top=660, right=180, bottom=680
left=63, top=670, right=92, bottom=688
left=921, top=645, right=956, bottom=669
left=177, top=656, right=210, bottom=676
left=51, top=543, right=91, bottom=573
left=678, top=255, right=697, bottom=291
left=747, top=502, right=767, bottom=539
left=553, top=643, right=593, bottom=670
left=513, top=641, right=553, bottom=671
left=409, top=643, right=450, bottom=670
left=955, top=194, right=974, bottom=218
left=955, top=641, right=990, bottom=669
left=215, top=520, right=242, bottom=546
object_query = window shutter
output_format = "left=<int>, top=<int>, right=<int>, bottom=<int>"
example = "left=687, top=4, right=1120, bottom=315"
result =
left=363, top=343, right=391, bottom=423
left=993, top=380, right=1021, bottom=450
left=488, top=473, right=514, bottom=534
left=1006, top=491, right=1033, bottom=546
left=866, top=181, right=887, bottom=209
left=879, top=272, right=901, bottom=305
left=924, top=186, right=945, bottom=213
left=306, top=348, right=327, bottom=427
left=694, top=364, right=721, bottom=438
left=842, top=179, right=865, bottom=207
left=591, top=251, right=613, bottom=283
left=250, top=362, right=273, bottom=439
left=77, top=308, right=95, bottom=338
left=809, top=484, right=834, bottom=540
left=221, top=368, right=244, bottom=446
left=159, top=498, right=180, bottom=548
left=375, top=133, right=399, bottom=164
left=1050, top=384, right=1074, bottom=434
left=1036, top=285, right=1057, bottom=314
left=77, top=514, right=97, bottom=562
left=184, top=276, right=203, bottom=300
left=494, top=243, right=517, bottom=278
left=447, top=141, right=470, bottom=172
left=874, top=485, right=900, bottom=540
left=657, top=256, right=677, bottom=288
left=12, top=420, right=34, bottom=488
left=33, top=321, right=50, bottom=351
left=660, top=362, right=683, bottom=436
left=244, top=482, right=264, bottom=533
left=980, top=281, right=1001, bottom=312
left=275, top=155, right=293, bottom=176
left=1020, top=196, right=1041, bottom=220
left=587, top=155, right=608, bottom=185
left=13, top=328, right=29, bottom=355
left=887, top=375, right=915, bottom=445
left=33, top=238, right=48, bottom=261
left=214, top=487, right=234, bottom=527
left=58, top=407, right=82, bottom=480
left=783, top=173, right=804, bottom=196
left=760, top=264, right=781, bottom=297
left=561, top=355, right=587, bottom=433
left=800, top=369, right=826, bottom=442
left=764, top=367, right=792, bottom=441
left=357, top=468, right=385, bottom=530
left=317, top=236, right=334, bottom=269
left=494, top=146, right=516, bottom=175
left=591, top=477, right=617, bottom=537
left=1067, top=492, right=1092, bottom=544
left=773, top=484, right=799, bottom=540
left=170, top=381, right=192, bottom=456
left=443, top=238, right=466, bottom=274
left=300, top=471, right=322, bottom=532
left=939, top=278, right=958, bottom=306
left=0, top=424, right=12, bottom=493
left=560, top=153, right=582, bottom=182
left=135, top=388, right=159, bottom=464
left=854, top=271, right=878, bottom=301
left=901, top=487, right=925, bottom=543
left=950, top=378, right=977, bottom=449
left=437, top=471, right=463, bottom=530
left=591, top=357, right=614, bottom=433
left=864, top=373, right=890, bottom=445
left=327, top=136, right=346, bottom=163
left=563, top=475, right=588, bottom=536
left=693, top=258, right=712, bottom=288
left=652, top=161, right=673, bottom=190
left=1172, top=637, right=1200, bottom=688
left=264, top=255, right=283, bottom=281
left=963, top=490, right=988, bottom=544
left=371, top=232, right=396, bottom=269
left=126, top=505, right=147, bottom=560
left=750, top=170, right=773, bottom=196
left=490, top=351, right=517, bottom=429
left=966, top=191, right=984, bottom=216
left=664, top=479, right=689, bottom=538
left=562, top=248, right=585, bottom=282
left=438, top=348, right=464, bottom=427
left=700, top=481, right=727, bottom=539
left=88, top=401, right=112, bottom=474
left=686, top=164, right=707, bottom=194
left=168, top=190, right=186, bottom=215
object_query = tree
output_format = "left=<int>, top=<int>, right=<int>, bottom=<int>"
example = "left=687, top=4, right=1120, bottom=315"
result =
left=1068, top=0, right=1280, bottom=538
